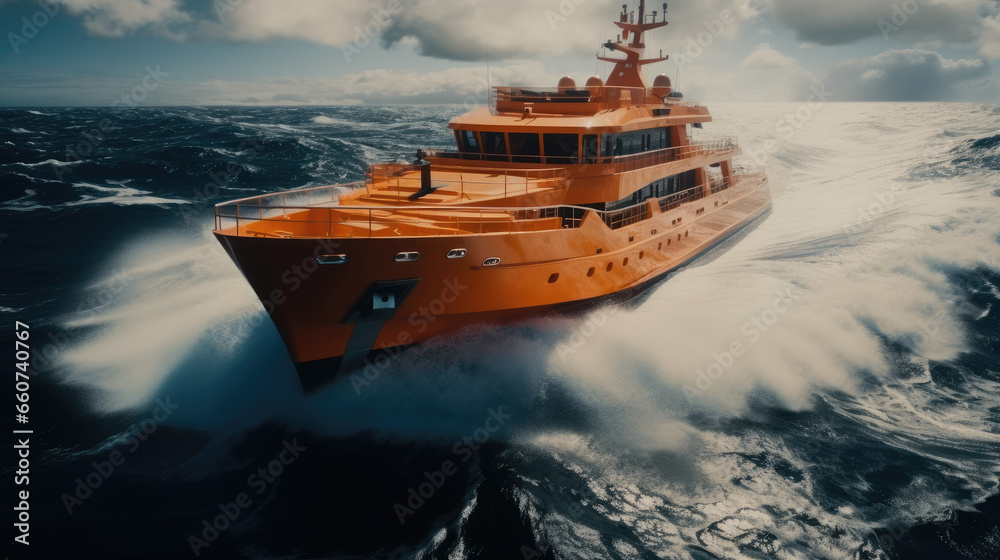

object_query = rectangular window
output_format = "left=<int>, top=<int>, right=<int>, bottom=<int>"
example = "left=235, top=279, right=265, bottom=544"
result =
left=544, top=134, right=580, bottom=164
left=458, top=130, right=480, bottom=154
left=583, top=135, right=598, bottom=163
left=509, top=133, right=541, bottom=163
left=604, top=134, right=617, bottom=158
left=481, top=132, right=508, bottom=162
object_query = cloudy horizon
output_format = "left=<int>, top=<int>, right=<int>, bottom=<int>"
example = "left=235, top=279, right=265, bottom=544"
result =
left=1, top=0, right=998, bottom=106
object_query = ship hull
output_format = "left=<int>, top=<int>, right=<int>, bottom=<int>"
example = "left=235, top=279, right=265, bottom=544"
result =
left=215, top=176, right=771, bottom=391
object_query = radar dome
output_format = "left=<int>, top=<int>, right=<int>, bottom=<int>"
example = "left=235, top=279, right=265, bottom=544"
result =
left=585, top=76, right=604, bottom=95
left=652, top=74, right=672, bottom=97
left=557, top=76, right=577, bottom=92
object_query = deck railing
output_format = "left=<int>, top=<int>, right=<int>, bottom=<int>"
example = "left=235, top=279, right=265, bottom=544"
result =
left=490, top=86, right=706, bottom=112
left=214, top=173, right=760, bottom=239
left=425, top=138, right=738, bottom=172
left=366, top=162, right=568, bottom=201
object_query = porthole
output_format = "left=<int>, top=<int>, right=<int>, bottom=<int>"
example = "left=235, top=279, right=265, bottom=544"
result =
left=623, top=257, right=629, bottom=267
left=316, top=254, right=348, bottom=265
left=395, top=252, right=419, bottom=263
left=639, top=251, right=645, bottom=260
left=587, top=267, right=596, bottom=277
left=483, top=257, right=501, bottom=267
left=548, top=273, right=560, bottom=284
left=606, top=262, right=614, bottom=272
left=658, top=243, right=663, bottom=250
left=447, top=248, right=468, bottom=259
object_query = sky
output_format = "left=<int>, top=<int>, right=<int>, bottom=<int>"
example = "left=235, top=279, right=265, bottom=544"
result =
left=0, top=0, right=998, bottom=106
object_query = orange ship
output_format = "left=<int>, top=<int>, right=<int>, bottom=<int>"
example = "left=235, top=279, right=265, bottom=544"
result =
left=213, top=1, right=772, bottom=391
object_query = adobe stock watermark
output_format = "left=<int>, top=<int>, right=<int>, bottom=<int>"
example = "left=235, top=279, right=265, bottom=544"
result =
left=187, top=439, right=307, bottom=557
left=341, top=0, right=404, bottom=63
left=30, top=270, right=134, bottom=374
left=547, top=0, right=587, bottom=30
left=554, top=306, right=619, bottom=362
left=842, top=182, right=910, bottom=234
left=213, top=0, right=248, bottom=21
left=350, top=277, right=469, bottom=395
left=878, top=0, right=930, bottom=41
left=673, top=5, right=739, bottom=71
left=7, top=0, right=59, bottom=54
left=682, top=288, right=800, bottom=402
left=53, top=65, right=169, bottom=182
left=222, top=237, right=344, bottom=342
left=60, top=397, right=180, bottom=514
left=179, top=136, right=267, bottom=224
left=392, top=407, right=512, bottom=525
left=521, top=479, right=596, bottom=558
left=744, top=82, right=834, bottom=166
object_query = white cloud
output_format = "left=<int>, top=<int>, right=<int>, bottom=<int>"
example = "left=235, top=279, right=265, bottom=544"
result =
left=182, top=61, right=552, bottom=105
left=762, top=0, right=1000, bottom=59
left=740, top=43, right=797, bottom=69
left=50, top=0, right=763, bottom=61
left=56, top=0, right=191, bottom=38
left=823, top=49, right=993, bottom=101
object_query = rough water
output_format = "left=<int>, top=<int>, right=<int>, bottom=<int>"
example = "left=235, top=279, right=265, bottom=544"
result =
left=1, top=104, right=999, bottom=559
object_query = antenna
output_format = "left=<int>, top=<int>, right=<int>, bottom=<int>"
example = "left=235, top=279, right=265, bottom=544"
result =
left=675, top=27, right=684, bottom=91
left=486, top=43, right=491, bottom=106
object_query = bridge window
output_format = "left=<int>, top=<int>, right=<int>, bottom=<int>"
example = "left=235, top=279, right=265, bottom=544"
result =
left=602, top=127, right=672, bottom=157
left=458, top=130, right=481, bottom=154
left=544, top=134, right=580, bottom=164
left=509, top=133, right=541, bottom=163
left=583, top=135, right=598, bottom=163
left=482, top=131, right=508, bottom=162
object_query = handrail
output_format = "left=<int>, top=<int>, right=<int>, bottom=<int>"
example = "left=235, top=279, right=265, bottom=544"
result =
left=425, top=138, right=738, bottom=170
left=214, top=174, right=754, bottom=237
left=491, top=85, right=706, bottom=111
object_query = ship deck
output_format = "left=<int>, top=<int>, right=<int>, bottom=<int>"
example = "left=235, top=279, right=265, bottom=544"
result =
left=213, top=169, right=764, bottom=241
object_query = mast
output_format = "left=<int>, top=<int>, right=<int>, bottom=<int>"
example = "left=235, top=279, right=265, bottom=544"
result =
left=598, top=1, right=669, bottom=88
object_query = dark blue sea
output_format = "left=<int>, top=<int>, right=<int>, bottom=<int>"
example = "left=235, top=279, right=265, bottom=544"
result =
left=2, top=104, right=999, bottom=559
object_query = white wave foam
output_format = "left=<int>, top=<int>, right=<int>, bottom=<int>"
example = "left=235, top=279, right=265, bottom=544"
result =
left=56, top=233, right=267, bottom=413
left=15, top=159, right=76, bottom=168
left=67, top=182, right=189, bottom=207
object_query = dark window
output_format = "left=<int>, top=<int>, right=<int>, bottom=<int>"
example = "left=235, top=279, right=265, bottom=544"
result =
left=604, top=172, right=699, bottom=212
left=481, top=132, right=508, bottom=162
left=509, top=133, right=541, bottom=163
left=583, top=135, right=598, bottom=163
left=458, top=130, right=480, bottom=154
left=677, top=169, right=696, bottom=192
left=601, top=127, right=673, bottom=159
left=544, top=134, right=579, bottom=164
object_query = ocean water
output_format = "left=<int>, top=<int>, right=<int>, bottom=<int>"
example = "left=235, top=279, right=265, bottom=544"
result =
left=1, top=104, right=999, bottom=560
